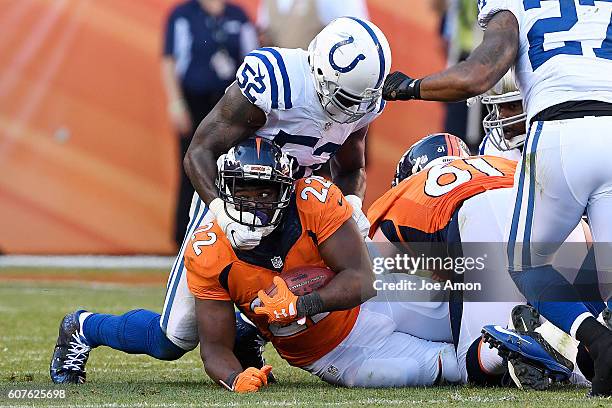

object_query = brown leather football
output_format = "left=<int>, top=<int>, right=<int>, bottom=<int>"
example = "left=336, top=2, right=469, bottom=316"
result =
left=266, top=266, right=335, bottom=296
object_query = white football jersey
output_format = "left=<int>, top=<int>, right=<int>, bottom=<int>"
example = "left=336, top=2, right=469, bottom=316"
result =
left=478, top=0, right=612, bottom=123
left=478, top=132, right=522, bottom=161
left=235, top=47, right=384, bottom=176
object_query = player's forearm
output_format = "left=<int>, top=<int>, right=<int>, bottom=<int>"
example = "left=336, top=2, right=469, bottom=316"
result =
left=201, top=342, right=244, bottom=387
left=184, top=142, right=219, bottom=205
left=419, top=62, right=495, bottom=101
left=419, top=42, right=514, bottom=101
left=312, top=268, right=376, bottom=313
left=387, top=11, right=518, bottom=103
left=330, top=167, right=366, bottom=200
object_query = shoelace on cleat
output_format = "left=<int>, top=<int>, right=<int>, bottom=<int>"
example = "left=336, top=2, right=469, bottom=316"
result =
left=62, top=332, right=91, bottom=371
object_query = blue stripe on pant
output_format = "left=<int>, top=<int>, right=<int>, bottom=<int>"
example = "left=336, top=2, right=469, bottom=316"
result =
left=161, top=198, right=208, bottom=331
left=507, top=121, right=592, bottom=334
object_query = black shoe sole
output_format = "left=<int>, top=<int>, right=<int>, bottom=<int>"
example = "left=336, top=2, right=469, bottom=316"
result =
left=511, top=305, right=541, bottom=334
left=482, top=329, right=574, bottom=388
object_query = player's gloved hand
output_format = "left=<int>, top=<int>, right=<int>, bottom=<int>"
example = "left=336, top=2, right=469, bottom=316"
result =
left=224, top=365, right=273, bottom=393
left=382, top=71, right=422, bottom=101
left=209, top=198, right=268, bottom=250
left=346, top=195, right=370, bottom=238
left=254, top=276, right=299, bottom=325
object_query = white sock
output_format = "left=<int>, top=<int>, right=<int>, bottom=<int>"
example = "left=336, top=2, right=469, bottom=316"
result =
left=78, top=312, right=93, bottom=338
left=478, top=338, right=506, bottom=375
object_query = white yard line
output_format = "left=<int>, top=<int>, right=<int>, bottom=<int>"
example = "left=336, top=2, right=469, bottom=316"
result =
left=0, top=256, right=174, bottom=269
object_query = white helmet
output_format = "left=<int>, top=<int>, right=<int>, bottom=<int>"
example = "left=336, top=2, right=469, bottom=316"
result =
left=480, top=70, right=527, bottom=151
left=308, top=17, right=391, bottom=124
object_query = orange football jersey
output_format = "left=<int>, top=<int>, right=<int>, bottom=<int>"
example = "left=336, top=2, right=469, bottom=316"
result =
left=368, top=156, right=517, bottom=242
left=185, top=176, right=359, bottom=367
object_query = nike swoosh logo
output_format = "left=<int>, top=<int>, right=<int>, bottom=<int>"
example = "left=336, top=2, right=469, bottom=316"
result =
left=494, top=325, right=532, bottom=344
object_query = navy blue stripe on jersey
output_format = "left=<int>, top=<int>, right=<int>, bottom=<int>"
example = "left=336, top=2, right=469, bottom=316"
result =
left=274, top=130, right=319, bottom=148
left=522, top=121, right=544, bottom=266
left=377, top=99, right=386, bottom=113
left=247, top=52, right=279, bottom=109
left=348, top=17, right=386, bottom=89
left=260, top=47, right=292, bottom=109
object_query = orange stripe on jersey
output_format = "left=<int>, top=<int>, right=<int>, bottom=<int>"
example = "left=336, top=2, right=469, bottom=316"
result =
left=368, top=156, right=517, bottom=237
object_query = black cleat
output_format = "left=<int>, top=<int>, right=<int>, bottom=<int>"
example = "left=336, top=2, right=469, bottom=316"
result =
left=233, top=312, right=276, bottom=383
left=602, top=308, right=612, bottom=331
left=511, top=305, right=541, bottom=334
left=50, top=311, right=91, bottom=384
left=587, top=334, right=612, bottom=397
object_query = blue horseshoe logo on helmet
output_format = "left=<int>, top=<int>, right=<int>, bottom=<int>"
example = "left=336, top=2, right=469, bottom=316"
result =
left=329, top=36, right=366, bottom=73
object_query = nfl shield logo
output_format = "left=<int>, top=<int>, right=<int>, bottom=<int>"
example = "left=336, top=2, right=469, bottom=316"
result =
left=271, top=256, right=283, bottom=269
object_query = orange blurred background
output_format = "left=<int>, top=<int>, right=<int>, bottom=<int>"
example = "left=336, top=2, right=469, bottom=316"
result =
left=0, top=0, right=445, bottom=254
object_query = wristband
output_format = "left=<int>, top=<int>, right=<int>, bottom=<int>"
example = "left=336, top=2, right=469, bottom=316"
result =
left=221, top=371, right=239, bottom=391
left=404, top=79, right=422, bottom=100
left=296, top=292, right=324, bottom=317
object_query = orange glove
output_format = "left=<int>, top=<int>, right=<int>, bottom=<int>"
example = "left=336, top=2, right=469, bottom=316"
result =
left=232, top=365, right=273, bottom=393
left=254, top=276, right=300, bottom=325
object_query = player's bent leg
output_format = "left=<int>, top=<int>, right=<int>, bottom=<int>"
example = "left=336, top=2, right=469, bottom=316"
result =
left=82, top=310, right=186, bottom=359
left=507, top=121, right=593, bottom=336
left=366, top=273, right=453, bottom=342
left=161, top=194, right=212, bottom=350
left=349, top=333, right=459, bottom=387
left=456, top=301, right=519, bottom=384
left=302, top=300, right=460, bottom=388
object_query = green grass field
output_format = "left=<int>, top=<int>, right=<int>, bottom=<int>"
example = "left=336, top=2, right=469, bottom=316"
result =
left=0, top=268, right=610, bottom=407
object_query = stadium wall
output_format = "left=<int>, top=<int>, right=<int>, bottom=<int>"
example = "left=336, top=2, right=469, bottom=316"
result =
left=0, top=0, right=445, bottom=254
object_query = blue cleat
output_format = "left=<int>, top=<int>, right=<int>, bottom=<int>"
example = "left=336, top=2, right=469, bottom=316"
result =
left=50, top=311, right=91, bottom=384
left=482, top=325, right=574, bottom=390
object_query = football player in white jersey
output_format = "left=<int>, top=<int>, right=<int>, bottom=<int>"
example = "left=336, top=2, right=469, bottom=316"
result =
left=477, top=70, right=526, bottom=161
left=50, top=17, right=391, bottom=386
left=382, top=0, right=612, bottom=396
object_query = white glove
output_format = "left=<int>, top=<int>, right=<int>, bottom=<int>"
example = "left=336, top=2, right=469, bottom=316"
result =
left=209, top=198, right=267, bottom=250
left=345, top=195, right=370, bottom=238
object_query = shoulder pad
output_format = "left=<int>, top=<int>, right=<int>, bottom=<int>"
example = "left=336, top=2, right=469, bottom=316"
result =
left=236, top=47, right=294, bottom=114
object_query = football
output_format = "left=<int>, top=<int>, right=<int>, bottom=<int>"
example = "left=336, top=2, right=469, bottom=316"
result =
left=266, top=266, right=335, bottom=296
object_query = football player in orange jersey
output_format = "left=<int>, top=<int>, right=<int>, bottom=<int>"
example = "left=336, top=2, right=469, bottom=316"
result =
left=367, top=133, right=597, bottom=389
left=185, top=138, right=471, bottom=391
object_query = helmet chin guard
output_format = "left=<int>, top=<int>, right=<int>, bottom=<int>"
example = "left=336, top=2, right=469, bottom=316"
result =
left=308, top=17, right=391, bottom=124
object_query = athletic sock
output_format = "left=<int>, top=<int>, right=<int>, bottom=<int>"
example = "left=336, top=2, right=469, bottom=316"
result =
left=82, top=309, right=186, bottom=361
left=510, top=265, right=593, bottom=335
left=465, top=338, right=505, bottom=385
